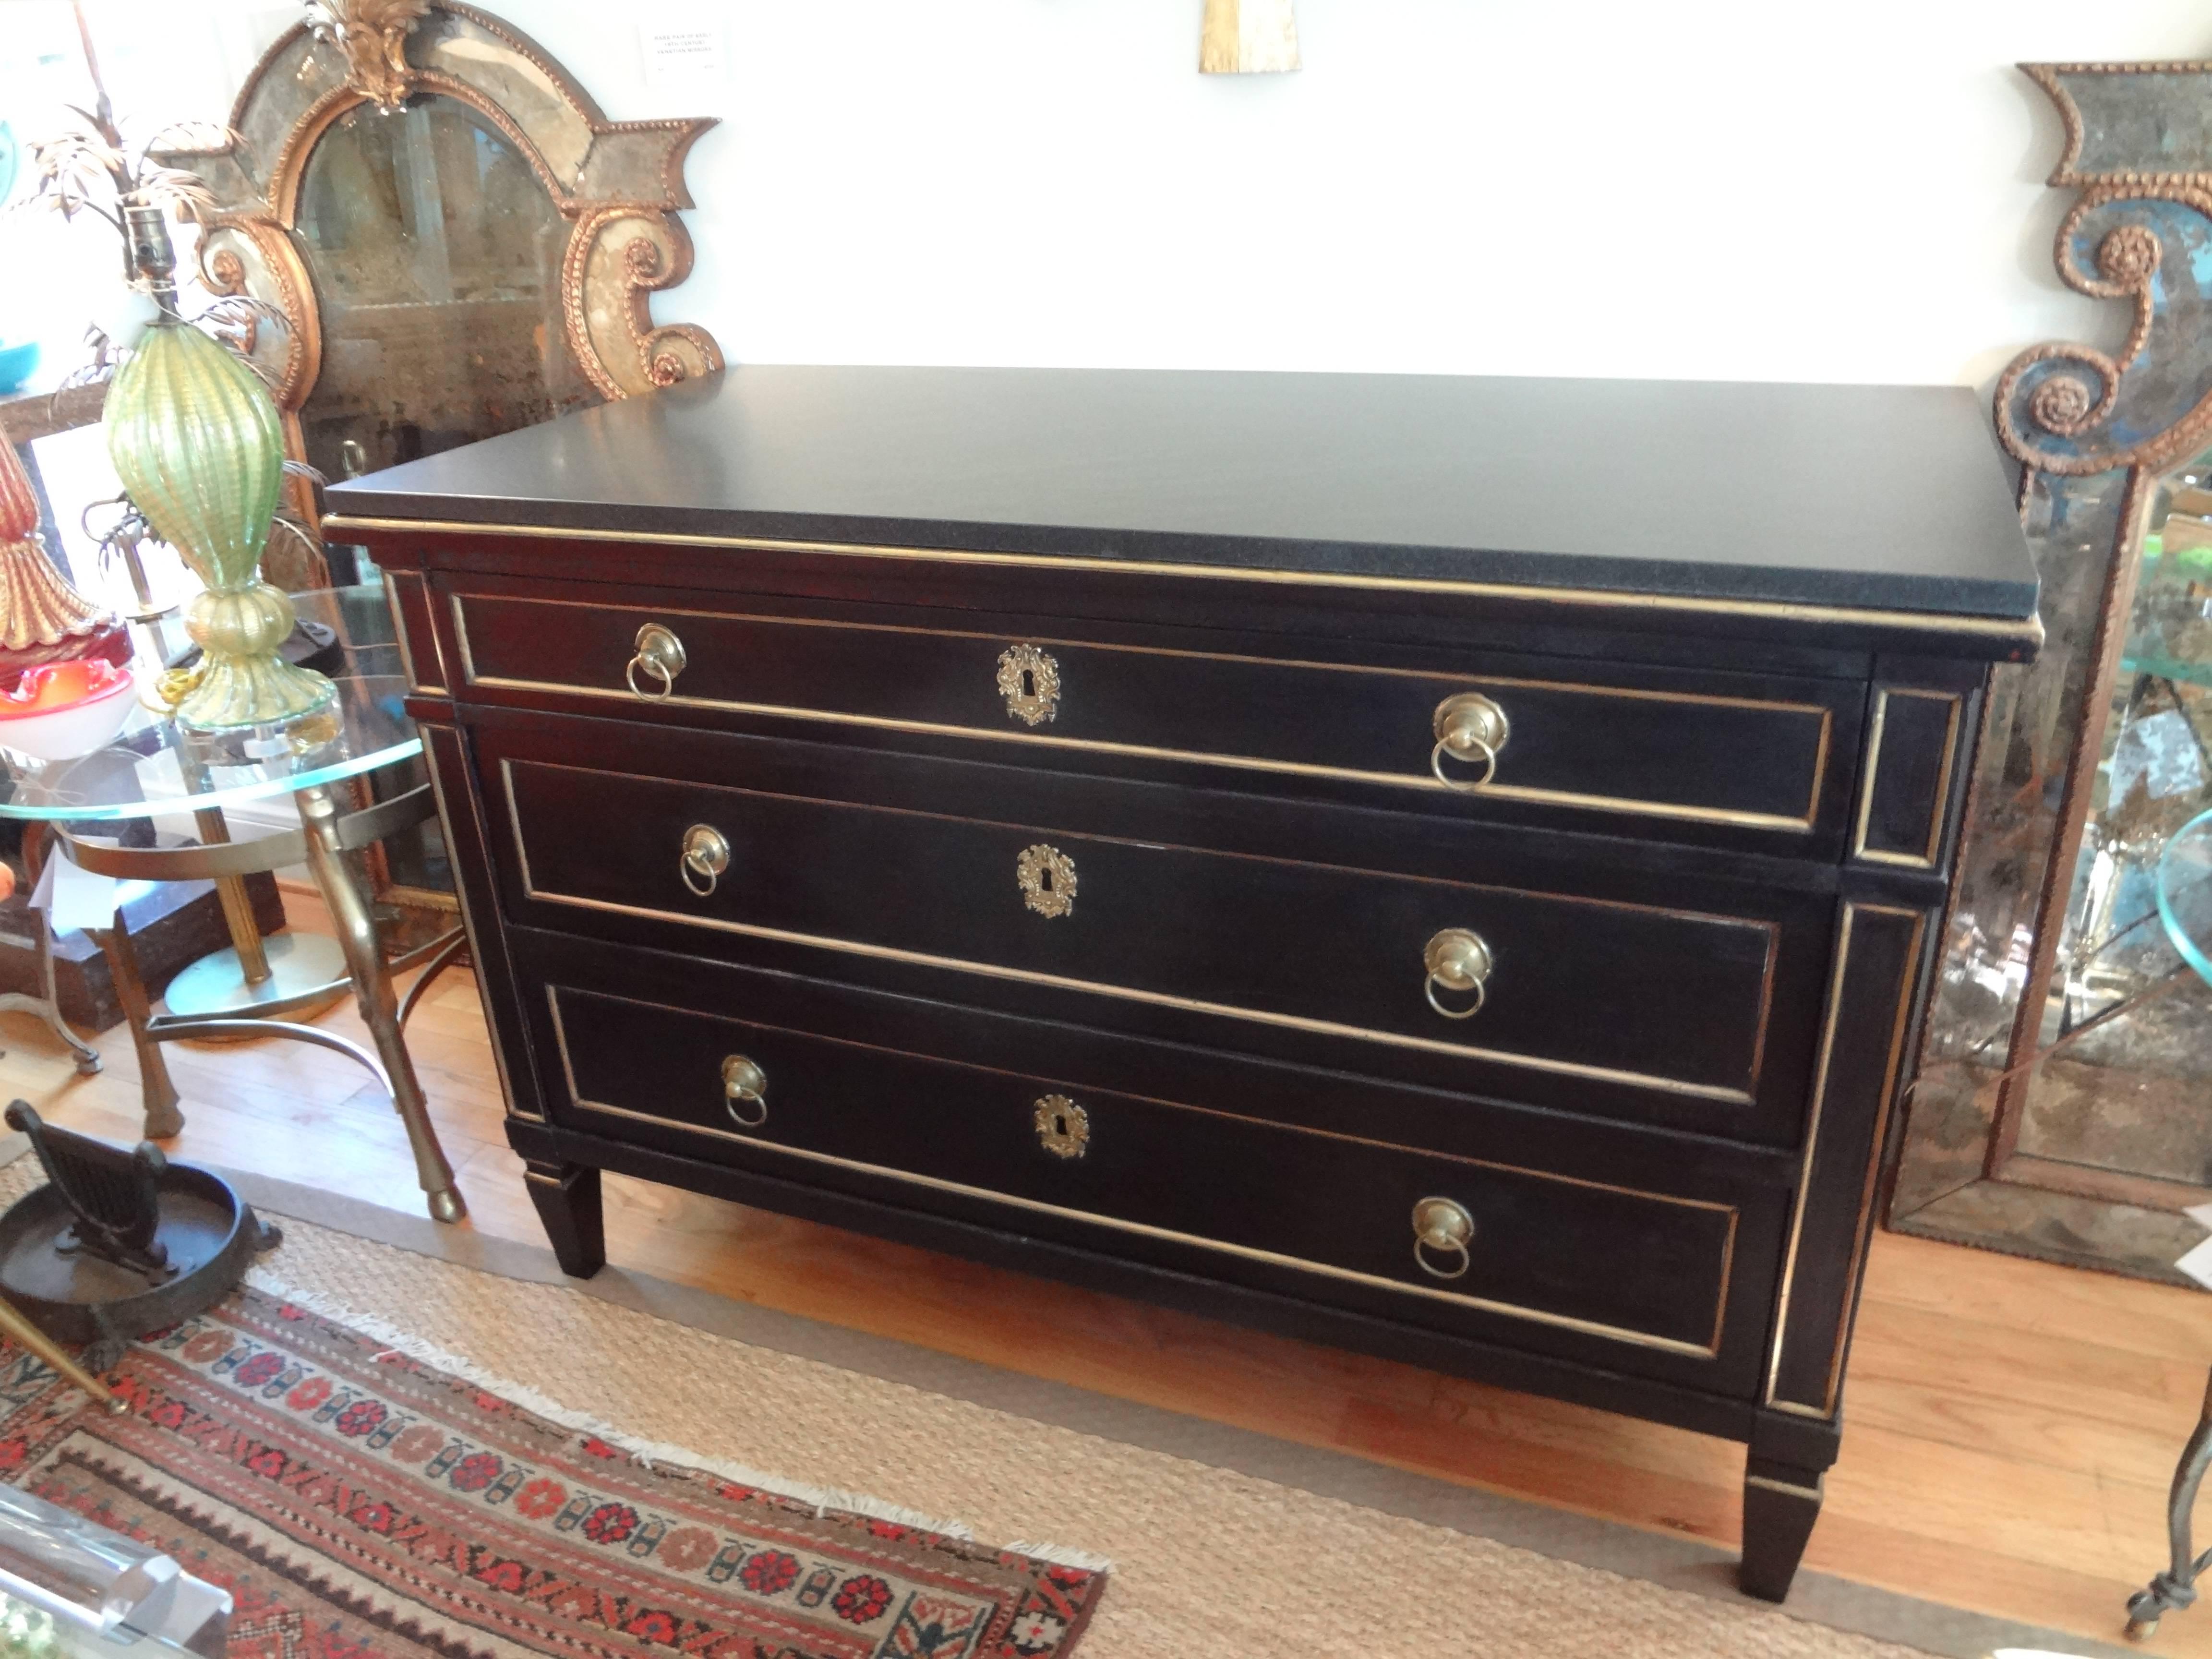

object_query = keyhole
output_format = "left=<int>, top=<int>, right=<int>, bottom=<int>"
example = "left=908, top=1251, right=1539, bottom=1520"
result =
left=1038, top=867, right=1053, bottom=892
left=1021, top=668, right=1036, bottom=698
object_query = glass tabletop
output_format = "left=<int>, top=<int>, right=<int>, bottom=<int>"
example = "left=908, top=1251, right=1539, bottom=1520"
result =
left=0, top=673, right=418, bottom=823
left=0, top=585, right=420, bottom=823
left=2159, top=808, right=2212, bottom=986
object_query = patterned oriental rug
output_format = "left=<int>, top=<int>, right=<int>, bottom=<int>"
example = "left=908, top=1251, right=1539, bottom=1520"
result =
left=0, top=1289, right=1105, bottom=1659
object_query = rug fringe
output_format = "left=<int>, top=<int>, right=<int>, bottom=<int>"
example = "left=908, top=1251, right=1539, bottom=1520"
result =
left=248, top=1270, right=993, bottom=1547
left=1005, top=1540, right=1118, bottom=1573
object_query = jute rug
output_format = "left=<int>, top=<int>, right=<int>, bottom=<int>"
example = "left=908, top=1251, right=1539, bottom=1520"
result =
left=0, top=1154, right=2117, bottom=1659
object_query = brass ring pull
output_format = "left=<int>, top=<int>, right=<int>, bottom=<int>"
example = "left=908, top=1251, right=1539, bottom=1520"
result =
left=1430, top=693, right=1509, bottom=790
left=680, top=823, right=730, bottom=897
left=1412, top=1196, right=1475, bottom=1280
left=1422, top=927, right=1493, bottom=1020
left=722, top=1055, right=768, bottom=1129
left=625, top=623, right=687, bottom=701
left=1429, top=734, right=1498, bottom=789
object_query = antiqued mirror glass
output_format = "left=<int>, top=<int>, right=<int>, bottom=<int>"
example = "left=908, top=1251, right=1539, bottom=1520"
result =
left=295, top=94, right=592, bottom=497
left=2012, top=449, right=2212, bottom=1195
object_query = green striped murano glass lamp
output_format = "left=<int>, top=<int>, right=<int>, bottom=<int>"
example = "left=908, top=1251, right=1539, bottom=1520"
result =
left=102, top=315, right=334, bottom=729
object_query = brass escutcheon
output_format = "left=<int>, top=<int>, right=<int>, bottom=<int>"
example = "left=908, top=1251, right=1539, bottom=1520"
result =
left=1422, top=927, right=1493, bottom=1019
left=626, top=622, right=687, bottom=700
left=721, top=1054, right=768, bottom=1129
left=1431, top=692, right=1510, bottom=789
left=997, top=643, right=1061, bottom=725
left=1016, top=843, right=1077, bottom=918
left=680, top=823, right=731, bottom=897
left=1411, top=1195, right=1475, bottom=1279
left=1034, top=1094, right=1089, bottom=1158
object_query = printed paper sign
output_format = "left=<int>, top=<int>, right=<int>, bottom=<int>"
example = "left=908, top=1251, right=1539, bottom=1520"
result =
left=640, top=9, right=727, bottom=93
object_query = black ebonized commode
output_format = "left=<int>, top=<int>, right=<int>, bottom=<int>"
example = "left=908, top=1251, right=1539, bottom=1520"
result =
left=326, top=367, right=2039, bottom=1599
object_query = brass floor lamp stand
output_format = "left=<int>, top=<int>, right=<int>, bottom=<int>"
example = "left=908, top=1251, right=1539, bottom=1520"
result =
left=59, top=780, right=468, bottom=1223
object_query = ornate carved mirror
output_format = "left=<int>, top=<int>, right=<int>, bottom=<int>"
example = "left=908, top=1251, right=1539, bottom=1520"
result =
left=1890, top=59, right=2212, bottom=1280
left=155, top=0, right=718, bottom=908
left=165, top=0, right=720, bottom=585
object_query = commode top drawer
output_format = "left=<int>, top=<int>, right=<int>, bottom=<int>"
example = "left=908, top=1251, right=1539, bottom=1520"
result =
left=442, top=581, right=1864, bottom=852
left=477, top=719, right=1832, bottom=1144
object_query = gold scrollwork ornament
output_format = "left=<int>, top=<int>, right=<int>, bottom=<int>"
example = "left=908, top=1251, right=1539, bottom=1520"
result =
left=1016, top=843, right=1077, bottom=918
left=1033, top=1094, right=1090, bottom=1158
left=996, top=643, right=1061, bottom=725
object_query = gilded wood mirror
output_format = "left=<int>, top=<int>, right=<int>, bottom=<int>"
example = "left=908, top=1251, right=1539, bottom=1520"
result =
left=1889, top=57, right=2212, bottom=1281
left=163, top=0, right=720, bottom=586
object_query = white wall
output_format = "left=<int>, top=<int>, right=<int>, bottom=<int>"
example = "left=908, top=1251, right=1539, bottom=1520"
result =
left=15, top=0, right=2212, bottom=387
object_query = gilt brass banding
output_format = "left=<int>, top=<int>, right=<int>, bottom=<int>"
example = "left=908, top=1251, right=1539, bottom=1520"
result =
left=679, top=823, right=730, bottom=897
left=1763, top=902, right=1926, bottom=1417
left=1431, top=693, right=1510, bottom=789
left=503, top=759, right=1773, bottom=1103
left=449, top=595, right=1836, bottom=832
left=721, top=1053, right=768, bottom=1129
left=1412, top=1195, right=1476, bottom=1280
left=626, top=623, right=687, bottom=700
left=542, top=986, right=1737, bottom=1357
left=339, top=514, right=2044, bottom=648
left=1423, top=928, right=1493, bottom=1020
left=1851, top=687, right=1964, bottom=869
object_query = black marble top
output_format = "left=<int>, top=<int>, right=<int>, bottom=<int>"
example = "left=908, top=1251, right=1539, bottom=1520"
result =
left=326, top=365, right=2038, bottom=620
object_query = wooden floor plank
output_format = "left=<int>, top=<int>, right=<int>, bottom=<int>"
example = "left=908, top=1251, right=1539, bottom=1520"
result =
left=3, top=904, right=2210, bottom=1655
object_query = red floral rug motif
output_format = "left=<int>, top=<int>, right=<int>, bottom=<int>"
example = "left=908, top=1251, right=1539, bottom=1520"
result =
left=0, top=1289, right=1104, bottom=1659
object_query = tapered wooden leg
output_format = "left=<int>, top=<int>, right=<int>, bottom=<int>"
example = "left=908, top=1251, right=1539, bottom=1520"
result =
left=524, top=1159, right=604, bottom=1278
left=1740, top=1455, right=1824, bottom=1601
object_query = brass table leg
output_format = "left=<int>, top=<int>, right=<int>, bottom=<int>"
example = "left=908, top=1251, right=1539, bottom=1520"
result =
left=91, top=913, right=183, bottom=1140
left=0, top=905, right=101, bottom=1077
left=193, top=807, right=270, bottom=986
left=2128, top=1366, right=2212, bottom=1638
left=297, top=782, right=464, bottom=1223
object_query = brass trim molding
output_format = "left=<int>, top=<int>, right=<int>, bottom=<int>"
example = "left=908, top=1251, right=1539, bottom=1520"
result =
left=1851, top=688, right=1964, bottom=870
left=447, top=595, right=1835, bottom=834
left=329, top=514, right=2046, bottom=649
left=382, top=571, right=446, bottom=696
left=1763, top=902, right=1926, bottom=1417
left=1744, top=1473, right=1824, bottom=1502
left=541, top=987, right=1738, bottom=1358
left=501, top=760, right=1773, bottom=1106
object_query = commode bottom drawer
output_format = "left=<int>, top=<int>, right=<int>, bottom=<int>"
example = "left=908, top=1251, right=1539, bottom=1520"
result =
left=511, top=935, right=1788, bottom=1395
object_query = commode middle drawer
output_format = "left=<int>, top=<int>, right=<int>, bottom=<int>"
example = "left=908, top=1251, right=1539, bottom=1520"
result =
left=472, top=714, right=1833, bottom=1144
left=442, top=579, right=1863, bottom=852
left=510, top=930, right=1789, bottom=1395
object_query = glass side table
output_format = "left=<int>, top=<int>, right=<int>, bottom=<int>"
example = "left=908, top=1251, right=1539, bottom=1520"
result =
left=0, top=658, right=466, bottom=1225
left=2125, top=806, right=2212, bottom=1639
